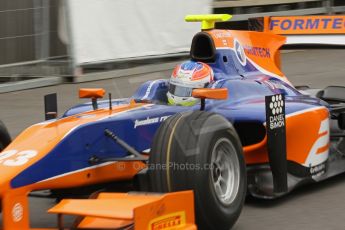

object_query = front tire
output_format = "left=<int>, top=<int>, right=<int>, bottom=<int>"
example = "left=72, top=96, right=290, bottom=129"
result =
left=149, top=111, right=246, bottom=230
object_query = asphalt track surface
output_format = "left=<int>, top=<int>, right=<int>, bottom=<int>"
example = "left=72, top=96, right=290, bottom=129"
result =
left=0, top=50, right=345, bottom=229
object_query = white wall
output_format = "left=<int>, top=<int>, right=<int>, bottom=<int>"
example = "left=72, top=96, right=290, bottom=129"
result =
left=63, top=0, right=211, bottom=65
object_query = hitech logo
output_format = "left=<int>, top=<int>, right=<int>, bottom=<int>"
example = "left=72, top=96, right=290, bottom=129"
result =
left=243, top=45, right=271, bottom=58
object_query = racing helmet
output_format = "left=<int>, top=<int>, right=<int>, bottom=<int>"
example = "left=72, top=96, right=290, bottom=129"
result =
left=167, top=61, right=214, bottom=106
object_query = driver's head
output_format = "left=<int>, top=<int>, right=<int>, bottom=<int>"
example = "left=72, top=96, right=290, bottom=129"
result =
left=167, top=61, right=214, bottom=106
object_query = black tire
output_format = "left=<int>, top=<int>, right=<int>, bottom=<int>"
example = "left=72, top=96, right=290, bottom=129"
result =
left=0, top=120, right=11, bottom=151
left=148, top=111, right=246, bottom=230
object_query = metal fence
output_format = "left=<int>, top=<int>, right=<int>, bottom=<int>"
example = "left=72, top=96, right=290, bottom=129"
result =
left=0, top=0, right=67, bottom=85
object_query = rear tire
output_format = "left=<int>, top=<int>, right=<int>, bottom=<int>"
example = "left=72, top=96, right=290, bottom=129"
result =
left=0, top=121, right=11, bottom=151
left=149, top=111, right=246, bottom=230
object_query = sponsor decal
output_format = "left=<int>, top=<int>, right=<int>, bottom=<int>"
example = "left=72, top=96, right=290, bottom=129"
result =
left=304, top=119, right=330, bottom=167
left=134, top=115, right=171, bottom=128
left=210, top=31, right=232, bottom=47
left=234, top=39, right=247, bottom=66
left=0, top=150, right=38, bottom=167
left=268, top=95, right=285, bottom=129
left=149, top=211, right=186, bottom=230
left=310, top=162, right=326, bottom=178
left=213, top=31, right=232, bottom=39
left=268, top=15, right=345, bottom=34
left=244, top=45, right=271, bottom=58
left=12, top=203, right=23, bottom=222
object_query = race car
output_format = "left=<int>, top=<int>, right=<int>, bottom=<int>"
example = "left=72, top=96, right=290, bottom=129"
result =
left=1, top=14, right=345, bottom=230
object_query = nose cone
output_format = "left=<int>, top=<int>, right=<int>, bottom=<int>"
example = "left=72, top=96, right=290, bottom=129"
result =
left=0, top=103, right=150, bottom=194
left=0, top=122, right=60, bottom=195
left=0, top=113, right=89, bottom=193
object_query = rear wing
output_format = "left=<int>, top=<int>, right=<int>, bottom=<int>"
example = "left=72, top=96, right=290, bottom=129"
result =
left=249, top=15, right=345, bottom=47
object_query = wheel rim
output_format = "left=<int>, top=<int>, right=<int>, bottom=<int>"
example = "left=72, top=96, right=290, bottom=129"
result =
left=211, top=137, right=240, bottom=205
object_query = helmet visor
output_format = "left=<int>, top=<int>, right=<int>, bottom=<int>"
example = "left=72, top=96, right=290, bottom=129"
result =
left=168, top=84, right=194, bottom=97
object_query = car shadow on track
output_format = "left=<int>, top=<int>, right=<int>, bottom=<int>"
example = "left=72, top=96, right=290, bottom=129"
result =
left=245, top=172, right=345, bottom=208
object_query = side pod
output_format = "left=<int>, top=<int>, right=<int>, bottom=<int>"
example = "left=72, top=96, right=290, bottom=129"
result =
left=49, top=190, right=196, bottom=230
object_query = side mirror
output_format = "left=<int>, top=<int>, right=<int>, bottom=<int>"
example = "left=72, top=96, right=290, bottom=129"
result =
left=79, top=88, right=106, bottom=110
left=192, top=88, right=228, bottom=110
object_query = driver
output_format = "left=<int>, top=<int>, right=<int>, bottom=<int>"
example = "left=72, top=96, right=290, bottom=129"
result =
left=167, top=61, right=214, bottom=106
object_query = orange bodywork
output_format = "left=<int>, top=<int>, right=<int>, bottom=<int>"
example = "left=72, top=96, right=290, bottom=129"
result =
left=0, top=103, right=148, bottom=230
left=244, top=107, right=329, bottom=165
left=207, top=29, right=287, bottom=79
left=49, top=191, right=196, bottom=230
left=0, top=101, right=196, bottom=230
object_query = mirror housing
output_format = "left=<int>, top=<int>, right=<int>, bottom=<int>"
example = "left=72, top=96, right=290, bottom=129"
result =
left=79, top=88, right=106, bottom=110
left=192, top=88, right=228, bottom=110
left=79, top=88, right=105, bottom=99
left=192, top=88, right=228, bottom=100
